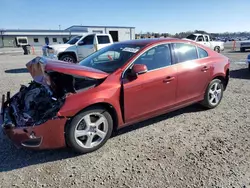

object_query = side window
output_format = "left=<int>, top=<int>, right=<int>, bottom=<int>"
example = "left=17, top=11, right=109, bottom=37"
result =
left=81, top=35, right=94, bottom=45
left=97, top=36, right=110, bottom=44
left=173, top=43, right=198, bottom=63
left=133, top=44, right=172, bottom=71
left=197, top=47, right=208, bottom=58
left=204, top=36, right=209, bottom=42
left=197, top=36, right=204, bottom=42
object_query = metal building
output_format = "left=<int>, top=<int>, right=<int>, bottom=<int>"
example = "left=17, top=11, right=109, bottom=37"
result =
left=0, top=25, right=135, bottom=47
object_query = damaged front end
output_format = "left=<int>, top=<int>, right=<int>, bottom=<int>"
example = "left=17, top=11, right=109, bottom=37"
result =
left=2, top=81, right=65, bottom=128
left=1, top=56, right=107, bottom=149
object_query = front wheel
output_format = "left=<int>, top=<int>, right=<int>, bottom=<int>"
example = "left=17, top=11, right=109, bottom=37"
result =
left=201, top=79, right=224, bottom=109
left=59, top=54, right=76, bottom=63
left=66, top=106, right=113, bottom=154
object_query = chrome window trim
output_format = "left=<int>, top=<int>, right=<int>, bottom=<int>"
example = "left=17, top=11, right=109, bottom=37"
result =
left=121, top=41, right=210, bottom=79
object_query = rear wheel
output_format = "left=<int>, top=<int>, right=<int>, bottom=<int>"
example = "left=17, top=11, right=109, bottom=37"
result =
left=248, top=63, right=250, bottom=72
left=214, top=46, right=220, bottom=53
left=66, top=106, right=113, bottom=154
left=59, top=54, right=76, bottom=63
left=201, top=79, right=224, bottom=109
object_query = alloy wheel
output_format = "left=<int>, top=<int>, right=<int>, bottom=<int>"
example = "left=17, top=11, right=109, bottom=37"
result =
left=62, top=56, right=74, bottom=63
left=208, top=82, right=222, bottom=106
left=74, top=113, right=108, bottom=149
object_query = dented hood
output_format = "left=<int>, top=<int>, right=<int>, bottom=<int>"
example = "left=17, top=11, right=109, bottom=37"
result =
left=26, top=56, right=109, bottom=84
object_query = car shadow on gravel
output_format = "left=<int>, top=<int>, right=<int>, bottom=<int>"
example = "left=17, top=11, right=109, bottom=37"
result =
left=0, top=143, right=81, bottom=172
left=5, top=68, right=29, bottom=74
left=230, top=68, right=250, bottom=80
left=0, top=104, right=205, bottom=172
left=113, top=104, right=206, bottom=137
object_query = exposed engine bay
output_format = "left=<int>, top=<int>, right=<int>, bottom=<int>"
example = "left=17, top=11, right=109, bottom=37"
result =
left=2, top=57, right=102, bottom=128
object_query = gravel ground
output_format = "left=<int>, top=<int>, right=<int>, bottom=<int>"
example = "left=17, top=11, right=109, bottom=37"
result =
left=0, top=51, right=250, bottom=188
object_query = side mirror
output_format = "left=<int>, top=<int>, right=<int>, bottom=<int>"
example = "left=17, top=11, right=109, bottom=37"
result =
left=131, top=64, right=148, bottom=76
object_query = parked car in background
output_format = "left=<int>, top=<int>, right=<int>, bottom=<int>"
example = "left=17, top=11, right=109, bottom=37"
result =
left=185, top=33, right=225, bottom=53
left=1, top=38, right=230, bottom=154
left=240, top=40, right=250, bottom=52
left=43, top=33, right=114, bottom=63
left=247, top=54, right=250, bottom=71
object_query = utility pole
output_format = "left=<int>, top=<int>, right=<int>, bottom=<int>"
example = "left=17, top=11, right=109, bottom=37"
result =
left=59, top=25, right=61, bottom=30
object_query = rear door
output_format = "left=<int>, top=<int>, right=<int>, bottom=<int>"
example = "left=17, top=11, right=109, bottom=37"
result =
left=122, top=44, right=177, bottom=122
left=172, top=43, right=210, bottom=104
left=77, top=34, right=95, bottom=60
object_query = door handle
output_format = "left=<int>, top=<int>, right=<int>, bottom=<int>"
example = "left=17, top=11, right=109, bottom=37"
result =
left=163, top=76, right=175, bottom=83
left=201, top=66, right=209, bottom=72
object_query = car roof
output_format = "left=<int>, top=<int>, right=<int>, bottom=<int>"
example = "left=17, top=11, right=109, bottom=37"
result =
left=118, top=38, right=194, bottom=46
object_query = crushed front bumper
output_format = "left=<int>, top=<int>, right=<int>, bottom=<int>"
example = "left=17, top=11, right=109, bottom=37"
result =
left=1, top=92, right=67, bottom=150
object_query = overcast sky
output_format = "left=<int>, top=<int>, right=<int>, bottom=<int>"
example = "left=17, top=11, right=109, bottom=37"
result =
left=0, top=0, right=249, bottom=34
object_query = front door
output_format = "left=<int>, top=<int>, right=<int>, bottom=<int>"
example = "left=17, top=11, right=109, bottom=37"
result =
left=172, top=43, right=210, bottom=104
left=77, top=34, right=95, bottom=61
left=122, top=44, right=177, bottom=123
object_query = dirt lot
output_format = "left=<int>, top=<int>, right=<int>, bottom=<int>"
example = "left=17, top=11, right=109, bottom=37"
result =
left=0, top=50, right=250, bottom=188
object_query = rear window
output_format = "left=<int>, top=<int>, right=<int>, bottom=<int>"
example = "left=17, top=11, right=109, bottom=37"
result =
left=18, top=39, right=27, bottom=43
left=97, top=36, right=110, bottom=44
left=186, top=34, right=197, bottom=41
left=197, top=47, right=208, bottom=58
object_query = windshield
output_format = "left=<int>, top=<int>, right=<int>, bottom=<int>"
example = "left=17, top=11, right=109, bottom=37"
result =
left=186, top=34, right=197, bottom=41
left=66, top=36, right=82, bottom=44
left=79, top=43, right=145, bottom=73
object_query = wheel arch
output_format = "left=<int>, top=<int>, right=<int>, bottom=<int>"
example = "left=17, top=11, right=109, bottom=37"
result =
left=64, top=102, right=119, bottom=138
left=211, top=70, right=229, bottom=90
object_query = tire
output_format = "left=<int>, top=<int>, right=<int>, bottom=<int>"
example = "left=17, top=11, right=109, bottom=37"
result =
left=214, top=46, right=220, bottom=53
left=248, top=63, right=250, bottom=72
left=201, top=79, right=224, bottom=109
left=59, top=54, right=76, bottom=63
left=66, top=106, right=113, bottom=154
left=240, top=47, right=245, bottom=52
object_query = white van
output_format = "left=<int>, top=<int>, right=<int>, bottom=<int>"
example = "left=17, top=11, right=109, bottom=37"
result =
left=16, top=37, right=28, bottom=47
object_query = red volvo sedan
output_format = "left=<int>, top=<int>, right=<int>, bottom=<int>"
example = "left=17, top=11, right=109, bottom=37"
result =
left=1, top=38, right=230, bottom=154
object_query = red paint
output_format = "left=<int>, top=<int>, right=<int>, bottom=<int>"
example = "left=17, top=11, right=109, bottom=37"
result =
left=2, top=38, right=230, bottom=150
left=45, top=61, right=108, bottom=79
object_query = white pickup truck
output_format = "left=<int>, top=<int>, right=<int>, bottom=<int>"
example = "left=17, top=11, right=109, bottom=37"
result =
left=184, top=33, right=224, bottom=53
left=43, top=33, right=113, bottom=63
